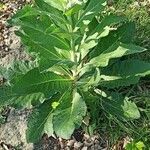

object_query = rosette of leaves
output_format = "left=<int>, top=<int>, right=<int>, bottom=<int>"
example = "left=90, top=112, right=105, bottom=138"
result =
left=0, top=0, right=150, bottom=143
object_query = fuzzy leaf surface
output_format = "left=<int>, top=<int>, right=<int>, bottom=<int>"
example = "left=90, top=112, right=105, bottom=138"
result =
left=53, top=91, right=87, bottom=139
left=0, top=86, right=45, bottom=108
left=102, top=92, right=140, bottom=120
left=13, top=68, right=72, bottom=97
left=76, top=0, right=106, bottom=27
left=26, top=98, right=55, bottom=143
left=99, top=60, right=150, bottom=88
left=89, top=43, right=146, bottom=67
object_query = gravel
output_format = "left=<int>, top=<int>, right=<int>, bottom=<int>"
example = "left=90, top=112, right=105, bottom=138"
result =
left=0, top=109, right=33, bottom=150
left=0, top=0, right=30, bottom=66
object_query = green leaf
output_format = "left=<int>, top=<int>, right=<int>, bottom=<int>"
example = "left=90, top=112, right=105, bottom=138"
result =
left=0, top=60, right=38, bottom=83
left=65, top=4, right=82, bottom=16
left=101, top=92, right=140, bottom=120
left=0, top=86, right=45, bottom=108
left=9, top=5, right=39, bottom=25
left=89, top=43, right=146, bottom=67
left=13, top=93, right=45, bottom=108
left=17, top=31, right=70, bottom=70
left=0, top=86, right=13, bottom=107
left=76, top=0, right=106, bottom=27
left=80, top=38, right=98, bottom=59
left=135, top=141, right=145, bottom=150
left=26, top=96, right=56, bottom=143
left=13, top=68, right=73, bottom=97
left=26, top=91, right=69, bottom=143
left=80, top=15, right=126, bottom=59
left=123, top=100, right=141, bottom=119
left=44, top=0, right=67, bottom=11
left=35, top=0, right=68, bottom=29
left=100, top=60, right=150, bottom=88
left=90, top=14, right=126, bottom=36
left=125, top=141, right=145, bottom=150
left=10, top=5, right=70, bottom=70
left=53, top=91, right=87, bottom=139
left=27, top=91, right=87, bottom=142
left=89, top=22, right=136, bottom=59
left=78, top=68, right=101, bottom=90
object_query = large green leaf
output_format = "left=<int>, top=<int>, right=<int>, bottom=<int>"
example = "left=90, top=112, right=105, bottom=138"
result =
left=99, top=60, right=150, bottom=88
left=10, top=5, right=70, bottom=70
left=89, top=22, right=136, bottom=59
left=53, top=91, right=87, bottom=139
left=89, top=43, right=146, bottom=67
left=10, top=5, right=59, bottom=37
left=16, top=30, right=70, bottom=70
left=27, top=91, right=87, bottom=142
left=9, top=5, right=39, bottom=25
left=26, top=91, right=70, bottom=143
left=76, top=0, right=106, bottom=27
left=0, top=86, right=45, bottom=108
left=80, top=43, right=146, bottom=77
left=13, top=68, right=73, bottom=97
left=90, top=14, right=126, bottom=36
left=35, top=0, right=68, bottom=29
left=80, top=14, right=126, bottom=59
left=101, top=92, right=140, bottom=120
left=26, top=95, right=57, bottom=143
left=0, top=60, right=38, bottom=84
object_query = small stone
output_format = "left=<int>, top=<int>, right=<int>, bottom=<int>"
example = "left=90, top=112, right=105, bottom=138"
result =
left=84, top=141, right=93, bottom=147
left=3, top=35, right=8, bottom=39
left=4, top=39, right=10, bottom=45
left=26, top=0, right=31, bottom=3
left=59, top=138, right=65, bottom=149
left=81, top=146, right=88, bottom=150
left=84, top=134, right=90, bottom=140
left=65, top=147, right=70, bottom=150
left=67, top=139, right=75, bottom=147
left=94, top=144, right=103, bottom=150
left=94, top=139, right=100, bottom=144
left=4, top=47, right=9, bottom=52
left=74, top=142, right=83, bottom=149
left=90, top=145, right=95, bottom=150
left=54, top=146, right=58, bottom=150
left=91, top=136, right=96, bottom=141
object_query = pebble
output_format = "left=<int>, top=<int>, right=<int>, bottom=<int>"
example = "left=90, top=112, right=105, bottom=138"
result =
left=83, top=134, right=90, bottom=140
left=94, top=139, right=100, bottom=144
left=64, top=146, right=70, bottom=150
left=90, top=145, right=95, bottom=150
left=74, top=142, right=83, bottom=149
left=67, top=139, right=75, bottom=147
left=84, top=140, right=93, bottom=147
left=59, top=138, right=65, bottom=149
left=0, top=0, right=31, bottom=59
left=94, top=144, right=103, bottom=150
left=81, top=146, right=88, bottom=150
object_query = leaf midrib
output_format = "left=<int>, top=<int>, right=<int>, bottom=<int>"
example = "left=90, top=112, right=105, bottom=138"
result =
left=22, top=24, right=69, bottom=49
left=21, top=78, right=72, bottom=88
